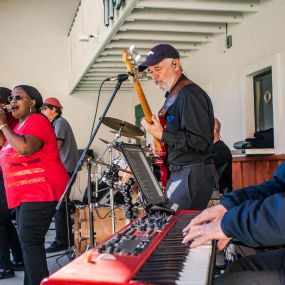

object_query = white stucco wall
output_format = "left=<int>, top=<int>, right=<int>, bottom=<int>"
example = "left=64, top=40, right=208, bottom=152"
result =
left=139, top=0, right=285, bottom=151
left=186, top=0, right=285, bottom=151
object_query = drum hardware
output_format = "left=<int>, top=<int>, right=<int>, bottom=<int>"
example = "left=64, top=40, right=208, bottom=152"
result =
left=109, top=130, right=142, bottom=143
left=94, top=169, right=100, bottom=205
left=86, top=156, right=96, bottom=250
left=99, top=138, right=121, bottom=152
left=102, top=164, right=120, bottom=183
left=96, top=158, right=132, bottom=174
left=102, top=117, right=144, bottom=139
left=107, top=144, right=117, bottom=235
left=91, top=118, right=141, bottom=243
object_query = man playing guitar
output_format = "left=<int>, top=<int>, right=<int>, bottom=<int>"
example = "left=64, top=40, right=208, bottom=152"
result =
left=140, top=44, right=217, bottom=210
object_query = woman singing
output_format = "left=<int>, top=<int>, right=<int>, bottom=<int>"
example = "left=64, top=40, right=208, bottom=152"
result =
left=0, top=85, right=69, bottom=285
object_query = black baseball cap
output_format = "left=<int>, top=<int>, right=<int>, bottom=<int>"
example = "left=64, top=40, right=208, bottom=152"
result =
left=139, top=44, right=180, bottom=71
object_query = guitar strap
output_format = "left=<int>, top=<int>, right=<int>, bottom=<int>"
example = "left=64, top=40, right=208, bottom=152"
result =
left=158, top=79, right=192, bottom=117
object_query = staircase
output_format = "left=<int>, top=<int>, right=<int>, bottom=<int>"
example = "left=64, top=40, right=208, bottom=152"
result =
left=67, top=0, right=266, bottom=93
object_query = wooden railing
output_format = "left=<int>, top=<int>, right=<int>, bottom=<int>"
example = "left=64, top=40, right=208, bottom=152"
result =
left=232, top=154, right=285, bottom=190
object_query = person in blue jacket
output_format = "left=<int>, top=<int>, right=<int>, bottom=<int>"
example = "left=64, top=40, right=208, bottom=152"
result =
left=182, top=161, right=285, bottom=285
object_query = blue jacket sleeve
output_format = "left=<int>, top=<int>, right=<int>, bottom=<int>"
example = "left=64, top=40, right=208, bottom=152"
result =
left=220, top=161, right=285, bottom=247
left=221, top=193, right=285, bottom=247
left=221, top=161, right=285, bottom=210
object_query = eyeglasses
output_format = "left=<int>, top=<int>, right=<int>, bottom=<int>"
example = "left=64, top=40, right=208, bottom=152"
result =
left=40, top=104, right=54, bottom=111
left=8, top=95, right=25, bottom=102
left=40, top=106, right=48, bottom=111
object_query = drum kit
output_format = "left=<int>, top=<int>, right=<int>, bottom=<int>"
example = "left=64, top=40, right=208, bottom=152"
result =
left=74, top=116, right=154, bottom=256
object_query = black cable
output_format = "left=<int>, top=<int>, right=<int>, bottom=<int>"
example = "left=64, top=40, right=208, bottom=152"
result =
left=94, top=203, right=122, bottom=219
left=89, top=78, right=109, bottom=139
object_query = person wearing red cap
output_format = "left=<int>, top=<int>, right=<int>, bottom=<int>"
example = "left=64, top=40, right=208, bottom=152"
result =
left=140, top=44, right=217, bottom=211
left=41, top=97, right=79, bottom=253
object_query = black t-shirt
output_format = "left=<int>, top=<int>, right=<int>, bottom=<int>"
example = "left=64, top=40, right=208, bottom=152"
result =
left=213, top=140, right=232, bottom=192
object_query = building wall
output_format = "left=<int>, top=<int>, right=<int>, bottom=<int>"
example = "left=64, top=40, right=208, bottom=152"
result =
left=189, top=0, right=285, bottom=151
left=140, top=0, right=285, bottom=151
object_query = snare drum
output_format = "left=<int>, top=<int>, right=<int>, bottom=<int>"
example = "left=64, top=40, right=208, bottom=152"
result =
left=74, top=205, right=127, bottom=256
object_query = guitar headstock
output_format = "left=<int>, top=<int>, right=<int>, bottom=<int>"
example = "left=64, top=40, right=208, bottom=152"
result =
left=122, top=45, right=141, bottom=79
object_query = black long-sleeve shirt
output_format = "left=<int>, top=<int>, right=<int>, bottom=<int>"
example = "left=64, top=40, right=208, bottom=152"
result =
left=161, top=74, right=214, bottom=165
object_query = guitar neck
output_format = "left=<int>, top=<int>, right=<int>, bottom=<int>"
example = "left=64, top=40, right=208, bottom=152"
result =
left=133, top=80, right=162, bottom=151
left=122, top=49, right=161, bottom=152
left=134, top=81, right=152, bottom=122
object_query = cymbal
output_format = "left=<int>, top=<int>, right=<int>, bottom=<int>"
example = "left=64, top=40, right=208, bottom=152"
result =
left=99, top=138, right=120, bottom=151
left=102, top=117, right=144, bottom=139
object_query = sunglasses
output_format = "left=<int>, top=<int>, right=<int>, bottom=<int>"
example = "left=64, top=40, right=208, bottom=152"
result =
left=40, top=106, right=48, bottom=111
left=40, top=105, right=54, bottom=111
left=8, top=95, right=25, bottom=102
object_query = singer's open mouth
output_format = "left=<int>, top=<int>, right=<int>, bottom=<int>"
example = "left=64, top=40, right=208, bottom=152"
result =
left=11, top=105, right=18, bottom=111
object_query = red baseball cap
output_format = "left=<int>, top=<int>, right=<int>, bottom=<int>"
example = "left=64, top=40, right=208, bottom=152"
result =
left=43, top=97, right=63, bottom=109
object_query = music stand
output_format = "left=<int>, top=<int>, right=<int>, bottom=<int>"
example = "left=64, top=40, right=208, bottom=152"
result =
left=118, top=143, right=177, bottom=214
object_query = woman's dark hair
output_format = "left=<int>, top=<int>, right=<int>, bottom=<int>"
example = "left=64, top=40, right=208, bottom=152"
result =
left=0, top=87, right=11, bottom=104
left=14, top=85, right=43, bottom=111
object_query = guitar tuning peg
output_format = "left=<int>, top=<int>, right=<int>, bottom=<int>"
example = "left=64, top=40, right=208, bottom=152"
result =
left=134, top=54, right=141, bottom=63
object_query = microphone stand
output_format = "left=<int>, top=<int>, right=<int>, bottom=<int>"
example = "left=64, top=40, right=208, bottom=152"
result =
left=86, top=156, right=94, bottom=249
left=108, top=144, right=116, bottom=234
left=56, top=79, right=125, bottom=249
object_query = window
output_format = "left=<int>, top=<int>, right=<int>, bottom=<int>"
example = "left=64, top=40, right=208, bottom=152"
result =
left=253, top=69, right=273, bottom=131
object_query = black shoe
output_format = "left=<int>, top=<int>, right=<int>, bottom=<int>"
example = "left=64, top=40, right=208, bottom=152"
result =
left=12, top=261, right=24, bottom=271
left=0, top=268, right=15, bottom=279
left=46, top=241, right=68, bottom=253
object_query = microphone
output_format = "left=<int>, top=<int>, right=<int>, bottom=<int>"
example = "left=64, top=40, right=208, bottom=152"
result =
left=3, top=104, right=12, bottom=112
left=107, top=74, right=129, bottom=82
left=106, top=71, right=150, bottom=82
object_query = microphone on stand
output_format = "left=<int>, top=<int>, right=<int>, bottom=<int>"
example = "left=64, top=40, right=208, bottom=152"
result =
left=106, top=72, right=150, bottom=82
left=107, top=74, right=129, bottom=82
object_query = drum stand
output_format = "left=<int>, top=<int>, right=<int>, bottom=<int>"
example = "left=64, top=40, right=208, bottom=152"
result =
left=95, top=127, right=125, bottom=234
left=108, top=144, right=116, bottom=234
left=86, top=156, right=95, bottom=249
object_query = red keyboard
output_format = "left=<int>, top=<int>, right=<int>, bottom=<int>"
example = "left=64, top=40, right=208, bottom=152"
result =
left=42, top=210, right=216, bottom=285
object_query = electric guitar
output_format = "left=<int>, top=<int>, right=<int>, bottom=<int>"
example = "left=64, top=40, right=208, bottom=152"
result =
left=122, top=48, right=168, bottom=187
